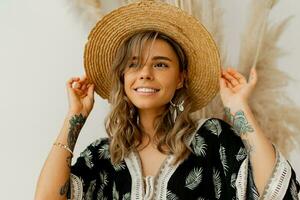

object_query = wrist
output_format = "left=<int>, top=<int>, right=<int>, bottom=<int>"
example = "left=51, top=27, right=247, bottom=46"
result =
left=223, top=101, right=250, bottom=114
left=67, top=109, right=89, bottom=118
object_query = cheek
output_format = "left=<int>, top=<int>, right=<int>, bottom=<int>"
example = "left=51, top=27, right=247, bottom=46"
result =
left=123, top=73, right=134, bottom=96
left=160, top=79, right=179, bottom=100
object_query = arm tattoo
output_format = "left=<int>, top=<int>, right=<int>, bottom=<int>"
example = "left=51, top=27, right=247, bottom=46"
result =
left=58, top=114, right=86, bottom=197
left=66, top=155, right=72, bottom=168
left=59, top=156, right=73, bottom=196
left=224, top=107, right=254, bottom=137
left=67, top=113, right=87, bottom=151
left=225, top=107, right=255, bottom=154
left=59, top=178, right=70, bottom=197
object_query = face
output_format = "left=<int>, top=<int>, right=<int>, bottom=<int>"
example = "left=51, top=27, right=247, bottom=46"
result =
left=124, top=39, right=184, bottom=113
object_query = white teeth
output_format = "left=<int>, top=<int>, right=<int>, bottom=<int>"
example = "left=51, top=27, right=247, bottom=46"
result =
left=136, top=88, right=158, bottom=93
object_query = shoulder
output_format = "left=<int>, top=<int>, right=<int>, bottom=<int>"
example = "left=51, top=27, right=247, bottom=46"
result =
left=196, top=117, right=240, bottom=139
left=82, top=137, right=111, bottom=159
left=73, top=137, right=111, bottom=169
left=190, top=117, right=244, bottom=153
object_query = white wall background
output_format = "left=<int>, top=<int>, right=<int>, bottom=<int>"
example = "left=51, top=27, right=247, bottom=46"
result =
left=0, top=0, right=299, bottom=199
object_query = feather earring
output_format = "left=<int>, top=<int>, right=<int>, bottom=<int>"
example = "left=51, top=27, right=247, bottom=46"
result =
left=170, top=100, right=185, bottom=123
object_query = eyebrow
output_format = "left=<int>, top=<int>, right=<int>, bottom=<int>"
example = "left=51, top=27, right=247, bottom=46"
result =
left=132, top=56, right=172, bottom=62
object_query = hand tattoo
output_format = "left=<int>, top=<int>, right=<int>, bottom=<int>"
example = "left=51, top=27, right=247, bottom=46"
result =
left=67, top=113, right=87, bottom=151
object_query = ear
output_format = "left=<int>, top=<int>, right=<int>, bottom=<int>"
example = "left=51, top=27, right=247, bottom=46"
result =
left=176, top=71, right=185, bottom=89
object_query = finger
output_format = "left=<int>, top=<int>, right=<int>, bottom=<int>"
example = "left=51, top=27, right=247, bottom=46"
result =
left=78, top=75, right=91, bottom=88
left=222, top=70, right=240, bottom=86
left=78, top=75, right=87, bottom=83
left=87, top=84, right=95, bottom=99
left=74, top=75, right=90, bottom=89
left=220, top=77, right=233, bottom=96
left=219, top=77, right=227, bottom=89
left=221, top=72, right=237, bottom=88
left=66, top=77, right=80, bottom=89
left=227, top=68, right=247, bottom=84
left=221, top=75, right=234, bottom=89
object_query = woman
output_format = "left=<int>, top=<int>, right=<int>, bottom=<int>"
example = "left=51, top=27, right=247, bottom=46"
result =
left=35, top=1, right=300, bottom=199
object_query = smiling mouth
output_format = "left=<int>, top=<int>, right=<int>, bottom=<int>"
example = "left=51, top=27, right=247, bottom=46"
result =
left=134, top=87, right=160, bottom=93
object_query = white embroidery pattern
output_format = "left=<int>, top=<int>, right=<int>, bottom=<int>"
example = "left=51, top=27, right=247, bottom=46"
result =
left=69, top=173, right=83, bottom=200
left=235, top=144, right=293, bottom=200
left=235, top=156, right=249, bottom=200
left=261, top=145, right=292, bottom=200
left=124, top=118, right=208, bottom=200
left=124, top=151, right=144, bottom=200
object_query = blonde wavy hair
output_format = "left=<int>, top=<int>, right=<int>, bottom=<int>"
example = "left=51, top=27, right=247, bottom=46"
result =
left=105, top=31, right=198, bottom=165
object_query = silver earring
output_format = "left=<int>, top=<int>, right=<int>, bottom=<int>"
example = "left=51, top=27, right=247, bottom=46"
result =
left=129, top=108, right=140, bottom=125
left=137, top=114, right=140, bottom=125
left=129, top=108, right=134, bottom=118
left=170, top=99, right=185, bottom=123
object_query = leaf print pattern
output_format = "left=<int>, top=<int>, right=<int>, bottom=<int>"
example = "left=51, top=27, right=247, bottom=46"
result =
left=290, top=179, right=299, bottom=200
left=122, top=192, right=131, bottom=200
left=91, top=139, right=101, bottom=147
left=204, top=119, right=222, bottom=136
left=167, top=190, right=179, bottom=200
left=192, top=134, right=207, bottom=157
left=69, top=124, right=300, bottom=200
left=230, top=126, right=239, bottom=137
left=80, top=148, right=94, bottom=169
left=185, top=167, right=203, bottom=190
left=97, top=188, right=108, bottom=200
left=250, top=185, right=259, bottom=200
left=219, top=146, right=229, bottom=175
left=112, top=182, right=119, bottom=200
left=113, top=161, right=126, bottom=171
left=97, top=171, right=109, bottom=200
left=230, top=173, right=237, bottom=189
left=236, top=147, right=247, bottom=161
left=99, top=171, right=109, bottom=186
left=213, top=168, right=222, bottom=199
left=99, top=143, right=110, bottom=159
left=85, top=179, right=97, bottom=200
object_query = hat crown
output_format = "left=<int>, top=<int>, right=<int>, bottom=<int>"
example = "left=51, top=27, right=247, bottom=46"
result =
left=84, top=0, right=221, bottom=111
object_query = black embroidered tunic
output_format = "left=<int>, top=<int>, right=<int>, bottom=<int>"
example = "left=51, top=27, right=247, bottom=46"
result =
left=68, top=118, right=300, bottom=200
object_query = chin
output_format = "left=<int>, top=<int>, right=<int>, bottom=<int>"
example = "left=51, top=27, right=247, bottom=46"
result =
left=132, top=101, right=167, bottom=111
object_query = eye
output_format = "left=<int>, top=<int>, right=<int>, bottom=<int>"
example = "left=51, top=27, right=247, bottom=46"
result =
left=128, top=62, right=138, bottom=68
left=154, top=62, right=168, bottom=68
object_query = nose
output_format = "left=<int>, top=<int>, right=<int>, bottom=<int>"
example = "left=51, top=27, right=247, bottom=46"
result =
left=139, top=64, right=154, bottom=81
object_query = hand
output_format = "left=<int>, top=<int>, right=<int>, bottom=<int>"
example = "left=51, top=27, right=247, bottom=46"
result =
left=219, top=67, right=257, bottom=108
left=66, top=74, right=95, bottom=116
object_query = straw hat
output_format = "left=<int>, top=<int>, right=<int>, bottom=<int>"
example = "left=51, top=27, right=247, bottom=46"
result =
left=84, top=0, right=221, bottom=111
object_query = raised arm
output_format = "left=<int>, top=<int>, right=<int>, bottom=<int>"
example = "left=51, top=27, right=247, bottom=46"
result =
left=34, top=75, right=94, bottom=200
left=220, top=67, right=276, bottom=196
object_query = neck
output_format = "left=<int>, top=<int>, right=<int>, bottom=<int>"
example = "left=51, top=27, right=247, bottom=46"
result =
left=138, top=107, right=164, bottom=138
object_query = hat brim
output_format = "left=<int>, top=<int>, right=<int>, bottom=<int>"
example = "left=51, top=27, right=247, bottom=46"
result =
left=84, top=0, right=221, bottom=111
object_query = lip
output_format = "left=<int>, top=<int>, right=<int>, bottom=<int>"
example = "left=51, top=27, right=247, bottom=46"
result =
left=134, top=86, right=160, bottom=91
left=133, top=87, right=160, bottom=96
